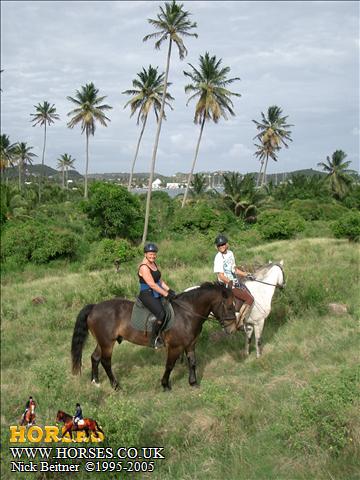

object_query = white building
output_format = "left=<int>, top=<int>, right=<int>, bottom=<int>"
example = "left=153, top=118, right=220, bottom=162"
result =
left=152, top=178, right=162, bottom=189
left=166, top=182, right=180, bottom=189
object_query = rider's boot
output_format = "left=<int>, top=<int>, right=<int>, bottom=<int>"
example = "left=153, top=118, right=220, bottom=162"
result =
left=238, top=304, right=252, bottom=331
left=150, top=321, right=164, bottom=349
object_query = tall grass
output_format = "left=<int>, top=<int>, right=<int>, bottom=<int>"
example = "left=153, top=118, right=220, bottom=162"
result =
left=1, top=238, right=359, bottom=479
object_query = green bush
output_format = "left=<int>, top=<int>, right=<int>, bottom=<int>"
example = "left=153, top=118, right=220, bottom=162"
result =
left=332, top=211, right=360, bottom=242
left=317, top=202, right=349, bottom=221
left=86, top=238, right=140, bottom=270
left=171, top=201, right=232, bottom=234
left=257, top=210, right=306, bottom=240
left=1, top=220, right=80, bottom=264
left=83, top=182, right=143, bottom=240
left=288, top=199, right=323, bottom=221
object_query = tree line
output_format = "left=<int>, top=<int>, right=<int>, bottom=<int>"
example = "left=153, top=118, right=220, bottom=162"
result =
left=0, top=1, right=356, bottom=243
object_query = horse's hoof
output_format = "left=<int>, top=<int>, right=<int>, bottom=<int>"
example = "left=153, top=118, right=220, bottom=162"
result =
left=190, top=383, right=200, bottom=389
left=91, top=380, right=100, bottom=388
left=162, top=385, right=171, bottom=392
left=113, top=383, right=121, bottom=391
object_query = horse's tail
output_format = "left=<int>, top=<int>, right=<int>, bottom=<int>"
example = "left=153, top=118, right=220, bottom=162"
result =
left=95, top=421, right=104, bottom=435
left=71, top=304, right=94, bottom=375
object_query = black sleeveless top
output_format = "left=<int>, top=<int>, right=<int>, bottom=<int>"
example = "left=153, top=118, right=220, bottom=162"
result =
left=138, top=263, right=161, bottom=284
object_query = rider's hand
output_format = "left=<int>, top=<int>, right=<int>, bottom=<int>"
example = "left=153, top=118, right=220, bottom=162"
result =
left=167, top=289, right=177, bottom=299
left=246, top=274, right=255, bottom=281
left=227, top=280, right=233, bottom=289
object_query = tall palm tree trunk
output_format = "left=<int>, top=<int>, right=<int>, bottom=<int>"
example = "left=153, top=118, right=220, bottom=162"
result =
left=256, top=160, right=264, bottom=187
left=84, top=131, right=89, bottom=199
left=62, top=167, right=65, bottom=188
left=261, top=155, right=269, bottom=186
left=66, top=167, right=69, bottom=189
left=181, top=116, right=206, bottom=207
left=142, top=39, right=172, bottom=244
left=128, top=115, right=148, bottom=191
left=18, top=161, right=22, bottom=192
left=39, top=123, right=47, bottom=202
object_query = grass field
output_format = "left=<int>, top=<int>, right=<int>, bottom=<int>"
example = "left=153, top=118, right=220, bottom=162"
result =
left=1, top=237, right=359, bottom=479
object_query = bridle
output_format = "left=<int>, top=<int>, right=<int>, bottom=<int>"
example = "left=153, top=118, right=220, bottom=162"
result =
left=247, top=264, right=286, bottom=289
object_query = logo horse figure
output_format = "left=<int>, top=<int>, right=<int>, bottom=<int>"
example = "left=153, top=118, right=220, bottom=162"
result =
left=56, top=410, right=104, bottom=441
left=20, top=398, right=36, bottom=426
left=71, top=282, right=237, bottom=391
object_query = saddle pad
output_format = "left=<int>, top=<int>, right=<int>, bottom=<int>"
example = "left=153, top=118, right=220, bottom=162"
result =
left=131, top=298, right=174, bottom=333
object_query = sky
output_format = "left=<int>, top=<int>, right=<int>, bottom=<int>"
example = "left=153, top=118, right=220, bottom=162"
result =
left=1, top=1, right=359, bottom=176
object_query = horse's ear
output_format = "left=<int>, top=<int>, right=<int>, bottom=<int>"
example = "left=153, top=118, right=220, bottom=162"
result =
left=279, top=259, right=284, bottom=266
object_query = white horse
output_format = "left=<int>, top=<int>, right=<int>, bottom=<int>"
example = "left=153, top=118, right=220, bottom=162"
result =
left=241, top=261, right=285, bottom=358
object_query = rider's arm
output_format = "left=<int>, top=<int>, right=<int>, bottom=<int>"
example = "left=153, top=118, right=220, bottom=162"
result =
left=216, top=272, right=232, bottom=285
left=160, top=280, right=170, bottom=291
left=139, top=266, right=169, bottom=297
left=235, top=266, right=249, bottom=277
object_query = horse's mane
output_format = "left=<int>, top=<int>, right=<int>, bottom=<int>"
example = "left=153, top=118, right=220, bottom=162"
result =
left=177, top=281, right=227, bottom=300
left=253, top=263, right=281, bottom=280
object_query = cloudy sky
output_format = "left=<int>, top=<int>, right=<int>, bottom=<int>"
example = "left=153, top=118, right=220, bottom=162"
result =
left=1, top=1, right=359, bottom=176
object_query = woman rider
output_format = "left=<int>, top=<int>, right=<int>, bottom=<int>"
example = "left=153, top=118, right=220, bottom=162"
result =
left=138, top=243, right=176, bottom=348
left=213, top=234, right=254, bottom=328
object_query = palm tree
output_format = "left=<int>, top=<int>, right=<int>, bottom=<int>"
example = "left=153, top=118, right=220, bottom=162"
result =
left=67, top=83, right=112, bottom=198
left=123, top=65, right=174, bottom=191
left=141, top=0, right=198, bottom=244
left=57, top=153, right=75, bottom=189
left=190, top=172, right=207, bottom=197
left=317, top=150, right=353, bottom=199
left=253, top=105, right=293, bottom=186
left=13, top=142, right=37, bottom=191
left=254, top=140, right=278, bottom=187
left=0, top=134, right=17, bottom=179
left=181, top=52, right=241, bottom=207
left=223, top=172, right=263, bottom=222
left=30, top=101, right=60, bottom=201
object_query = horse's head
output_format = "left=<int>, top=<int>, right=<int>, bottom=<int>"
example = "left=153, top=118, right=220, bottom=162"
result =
left=275, top=260, right=286, bottom=289
left=56, top=410, right=64, bottom=422
left=211, top=283, right=237, bottom=334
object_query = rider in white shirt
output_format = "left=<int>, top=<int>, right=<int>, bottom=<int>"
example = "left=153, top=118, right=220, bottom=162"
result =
left=213, top=234, right=254, bottom=327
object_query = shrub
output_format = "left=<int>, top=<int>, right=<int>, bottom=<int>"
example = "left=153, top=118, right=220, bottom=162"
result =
left=83, top=182, right=143, bottom=240
left=171, top=201, right=232, bottom=234
left=86, top=238, right=140, bottom=270
left=257, top=210, right=306, bottom=240
left=1, top=220, right=80, bottom=264
left=332, top=211, right=360, bottom=242
left=288, top=199, right=323, bottom=221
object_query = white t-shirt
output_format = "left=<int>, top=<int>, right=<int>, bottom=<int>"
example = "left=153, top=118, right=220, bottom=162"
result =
left=214, top=250, right=237, bottom=282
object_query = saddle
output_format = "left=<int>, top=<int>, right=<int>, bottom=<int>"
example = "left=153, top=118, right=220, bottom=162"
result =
left=130, top=297, right=175, bottom=333
left=76, top=419, right=85, bottom=426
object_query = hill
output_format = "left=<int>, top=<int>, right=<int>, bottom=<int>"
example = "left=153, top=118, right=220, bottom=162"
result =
left=1, top=237, right=359, bottom=479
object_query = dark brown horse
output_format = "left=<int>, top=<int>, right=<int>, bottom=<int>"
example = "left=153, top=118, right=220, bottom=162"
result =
left=56, top=410, right=104, bottom=439
left=71, top=282, right=237, bottom=391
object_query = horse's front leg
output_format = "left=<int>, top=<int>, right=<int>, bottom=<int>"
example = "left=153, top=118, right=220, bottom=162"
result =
left=244, top=324, right=254, bottom=356
left=254, top=322, right=264, bottom=358
left=185, top=344, right=199, bottom=387
left=161, top=346, right=183, bottom=391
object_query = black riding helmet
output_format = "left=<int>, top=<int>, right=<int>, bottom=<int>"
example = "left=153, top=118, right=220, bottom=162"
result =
left=144, top=242, right=158, bottom=253
left=215, top=234, right=228, bottom=247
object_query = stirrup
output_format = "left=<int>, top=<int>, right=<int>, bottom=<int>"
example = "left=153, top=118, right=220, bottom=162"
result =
left=154, top=335, right=164, bottom=349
